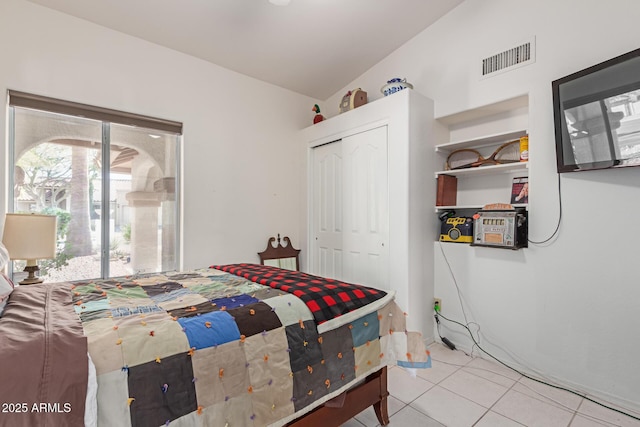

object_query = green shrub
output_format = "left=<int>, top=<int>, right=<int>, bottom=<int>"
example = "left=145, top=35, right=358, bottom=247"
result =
left=122, top=223, right=131, bottom=243
left=38, top=207, right=72, bottom=274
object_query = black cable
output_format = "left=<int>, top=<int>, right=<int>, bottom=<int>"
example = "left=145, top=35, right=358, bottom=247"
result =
left=438, top=242, right=483, bottom=355
left=438, top=242, right=470, bottom=326
left=434, top=313, right=443, bottom=339
left=528, top=172, right=562, bottom=244
left=434, top=310, right=640, bottom=422
left=436, top=172, right=634, bottom=419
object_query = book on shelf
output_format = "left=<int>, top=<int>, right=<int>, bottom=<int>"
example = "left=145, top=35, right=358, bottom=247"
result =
left=510, top=176, right=528, bottom=204
left=436, top=174, right=457, bottom=206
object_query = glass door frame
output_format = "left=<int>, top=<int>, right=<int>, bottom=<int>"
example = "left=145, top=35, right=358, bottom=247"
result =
left=6, top=104, right=182, bottom=281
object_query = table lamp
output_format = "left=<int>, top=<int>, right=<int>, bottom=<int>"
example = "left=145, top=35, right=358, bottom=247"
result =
left=1, top=213, right=57, bottom=285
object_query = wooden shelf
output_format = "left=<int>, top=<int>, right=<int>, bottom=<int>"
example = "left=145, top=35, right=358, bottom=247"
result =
left=435, top=162, right=528, bottom=177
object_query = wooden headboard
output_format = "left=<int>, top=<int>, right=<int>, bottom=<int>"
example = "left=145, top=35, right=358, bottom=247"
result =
left=257, top=234, right=300, bottom=271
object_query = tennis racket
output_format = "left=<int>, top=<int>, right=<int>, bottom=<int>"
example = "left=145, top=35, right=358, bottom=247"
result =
left=452, top=140, right=521, bottom=169
left=446, top=148, right=483, bottom=170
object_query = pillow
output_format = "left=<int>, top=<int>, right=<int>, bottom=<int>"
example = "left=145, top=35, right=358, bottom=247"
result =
left=0, top=272, right=15, bottom=317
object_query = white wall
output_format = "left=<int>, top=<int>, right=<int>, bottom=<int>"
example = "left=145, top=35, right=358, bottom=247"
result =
left=324, top=0, right=640, bottom=413
left=0, top=0, right=314, bottom=269
left=4, top=0, right=640, bottom=413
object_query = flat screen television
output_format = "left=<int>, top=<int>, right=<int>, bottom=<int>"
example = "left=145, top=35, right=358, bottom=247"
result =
left=552, top=47, right=640, bottom=173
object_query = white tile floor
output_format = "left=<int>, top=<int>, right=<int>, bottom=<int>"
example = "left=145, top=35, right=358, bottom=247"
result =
left=341, top=343, right=640, bottom=427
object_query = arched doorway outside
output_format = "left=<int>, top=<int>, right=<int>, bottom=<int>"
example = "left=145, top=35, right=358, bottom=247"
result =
left=10, top=105, right=179, bottom=282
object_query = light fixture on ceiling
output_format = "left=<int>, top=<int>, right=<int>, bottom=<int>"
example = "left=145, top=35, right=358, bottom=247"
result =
left=269, top=0, right=291, bottom=5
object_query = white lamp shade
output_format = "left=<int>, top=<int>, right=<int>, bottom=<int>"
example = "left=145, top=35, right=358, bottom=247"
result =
left=2, top=213, right=57, bottom=260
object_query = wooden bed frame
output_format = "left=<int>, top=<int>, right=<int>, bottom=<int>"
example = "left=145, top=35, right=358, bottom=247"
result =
left=258, top=234, right=301, bottom=271
left=259, top=237, right=389, bottom=426
left=285, top=366, right=389, bottom=427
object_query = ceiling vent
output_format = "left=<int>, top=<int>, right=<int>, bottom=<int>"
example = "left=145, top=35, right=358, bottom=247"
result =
left=481, top=37, right=535, bottom=78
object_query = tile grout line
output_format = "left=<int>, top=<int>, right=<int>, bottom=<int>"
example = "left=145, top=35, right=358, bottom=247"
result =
left=471, top=371, right=526, bottom=427
left=428, top=346, right=520, bottom=425
left=431, top=351, right=522, bottom=390
left=417, top=361, right=464, bottom=386
left=384, top=394, right=409, bottom=427
left=460, top=361, right=523, bottom=387
left=428, top=346, right=638, bottom=427
left=567, top=410, right=579, bottom=427
left=442, top=349, right=615, bottom=422
left=513, top=378, right=585, bottom=416
left=406, top=347, right=583, bottom=427
left=403, top=356, right=466, bottom=421
left=439, top=353, right=588, bottom=422
left=572, top=398, right=623, bottom=427
left=387, top=374, right=444, bottom=426
left=409, top=348, right=487, bottom=426
left=405, top=382, right=489, bottom=426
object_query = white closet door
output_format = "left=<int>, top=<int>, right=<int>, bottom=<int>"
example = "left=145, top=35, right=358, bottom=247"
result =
left=311, top=141, right=344, bottom=279
left=341, top=126, right=389, bottom=289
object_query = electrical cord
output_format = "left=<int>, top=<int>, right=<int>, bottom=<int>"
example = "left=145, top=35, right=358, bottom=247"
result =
left=439, top=241, right=562, bottom=379
left=434, top=312, right=457, bottom=351
left=528, top=172, right=562, bottom=244
left=438, top=242, right=485, bottom=355
left=436, top=182, right=637, bottom=420
left=434, top=309, right=640, bottom=422
left=435, top=311, right=444, bottom=339
left=438, top=242, right=471, bottom=326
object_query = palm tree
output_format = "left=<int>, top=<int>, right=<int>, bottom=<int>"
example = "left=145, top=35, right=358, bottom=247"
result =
left=66, top=146, right=93, bottom=256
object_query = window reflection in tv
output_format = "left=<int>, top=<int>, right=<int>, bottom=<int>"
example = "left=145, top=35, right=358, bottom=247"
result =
left=553, top=48, right=640, bottom=172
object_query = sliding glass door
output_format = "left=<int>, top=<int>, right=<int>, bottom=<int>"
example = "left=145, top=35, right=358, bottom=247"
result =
left=109, top=123, right=179, bottom=277
left=9, top=99, right=180, bottom=282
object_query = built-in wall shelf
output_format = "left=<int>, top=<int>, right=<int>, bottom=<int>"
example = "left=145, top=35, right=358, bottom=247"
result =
left=435, top=203, right=527, bottom=212
left=435, top=94, right=529, bottom=125
left=433, top=94, right=530, bottom=220
left=435, top=128, right=528, bottom=152
left=435, top=161, right=528, bottom=177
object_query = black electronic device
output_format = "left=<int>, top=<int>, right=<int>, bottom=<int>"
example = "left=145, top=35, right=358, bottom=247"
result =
left=471, top=209, right=528, bottom=249
left=441, top=337, right=456, bottom=351
left=440, top=217, right=473, bottom=243
left=553, top=47, right=640, bottom=173
left=438, top=210, right=456, bottom=221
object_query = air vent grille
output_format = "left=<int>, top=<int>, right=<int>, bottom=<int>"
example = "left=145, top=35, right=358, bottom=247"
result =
left=482, top=39, right=535, bottom=77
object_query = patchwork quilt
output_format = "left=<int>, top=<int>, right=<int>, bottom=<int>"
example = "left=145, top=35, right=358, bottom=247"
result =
left=70, top=264, right=430, bottom=427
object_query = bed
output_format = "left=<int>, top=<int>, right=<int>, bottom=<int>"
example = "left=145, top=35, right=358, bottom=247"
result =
left=0, top=263, right=430, bottom=427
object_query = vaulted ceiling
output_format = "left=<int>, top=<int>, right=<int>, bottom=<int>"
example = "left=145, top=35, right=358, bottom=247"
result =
left=25, top=0, right=464, bottom=100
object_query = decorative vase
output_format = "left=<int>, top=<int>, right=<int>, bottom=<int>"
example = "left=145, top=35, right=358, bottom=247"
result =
left=381, top=78, right=413, bottom=96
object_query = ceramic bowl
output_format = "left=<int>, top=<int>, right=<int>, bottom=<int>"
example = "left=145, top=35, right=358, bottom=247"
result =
left=381, top=78, right=413, bottom=96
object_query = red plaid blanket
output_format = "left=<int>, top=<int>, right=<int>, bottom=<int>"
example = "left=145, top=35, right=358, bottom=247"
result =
left=211, top=263, right=386, bottom=325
